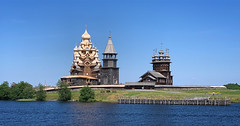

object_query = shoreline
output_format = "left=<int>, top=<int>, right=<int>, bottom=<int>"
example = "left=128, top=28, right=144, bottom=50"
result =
left=6, top=88, right=240, bottom=103
left=2, top=100, right=240, bottom=106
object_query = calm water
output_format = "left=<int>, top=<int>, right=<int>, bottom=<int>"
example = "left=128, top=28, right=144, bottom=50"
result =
left=0, top=101, right=239, bottom=126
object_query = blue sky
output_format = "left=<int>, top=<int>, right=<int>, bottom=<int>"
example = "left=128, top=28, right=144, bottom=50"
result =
left=0, top=0, right=240, bottom=86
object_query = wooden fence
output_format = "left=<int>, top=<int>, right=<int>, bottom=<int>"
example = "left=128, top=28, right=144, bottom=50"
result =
left=118, top=97, right=231, bottom=106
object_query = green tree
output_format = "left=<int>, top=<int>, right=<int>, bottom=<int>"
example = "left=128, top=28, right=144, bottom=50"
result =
left=9, top=81, right=35, bottom=100
left=22, top=86, right=35, bottom=99
left=79, top=86, right=95, bottom=102
left=0, top=81, right=10, bottom=100
left=36, top=84, right=47, bottom=101
left=224, top=83, right=240, bottom=90
left=57, top=80, right=71, bottom=101
left=9, top=84, right=19, bottom=100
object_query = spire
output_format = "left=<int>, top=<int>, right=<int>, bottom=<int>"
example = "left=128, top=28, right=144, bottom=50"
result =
left=160, top=42, right=163, bottom=49
left=103, top=33, right=117, bottom=54
left=153, top=48, right=158, bottom=55
left=165, top=48, right=170, bottom=57
left=108, top=32, right=112, bottom=39
left=109, top=31, right=111, bottom=38
left=159, top=42, right=164, bottom=56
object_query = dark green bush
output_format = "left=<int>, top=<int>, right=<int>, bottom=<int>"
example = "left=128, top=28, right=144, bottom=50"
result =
left=57, top=80, right=71, bottom=101
left=79, top=86, right=95, bottom=102
left=9, top=81, right=35, bottom=100
left=36, top=84, right=47, bottom=101
left=224, top=83, right=240, bottom=90
left=0, top=81, right=10, bottom=100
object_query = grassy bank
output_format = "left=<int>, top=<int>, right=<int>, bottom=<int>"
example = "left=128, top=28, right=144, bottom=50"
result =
left=46, top=88, right=240, bottom=103
left=17, top=99, right=36, bottom=101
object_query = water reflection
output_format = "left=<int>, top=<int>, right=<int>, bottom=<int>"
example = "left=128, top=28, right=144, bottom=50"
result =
left=69, top=102, right=173, bottom=125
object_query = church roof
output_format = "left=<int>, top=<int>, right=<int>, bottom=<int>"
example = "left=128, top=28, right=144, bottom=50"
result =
left=149, top=71, right=166, bottom=78
left=61, top=75, right=97, bottom=80
left=103, top=34, right=117, bottom=54
left=141, top=70, right=166, bottom=79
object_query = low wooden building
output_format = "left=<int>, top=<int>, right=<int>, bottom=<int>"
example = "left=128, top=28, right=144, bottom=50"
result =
left=139, top=70, right=167, bottom=85
left=61, top=75, right=98, bottom=86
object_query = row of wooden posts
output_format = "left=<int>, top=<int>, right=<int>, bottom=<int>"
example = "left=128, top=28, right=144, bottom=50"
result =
left=118, top=97, right=231, bottom=106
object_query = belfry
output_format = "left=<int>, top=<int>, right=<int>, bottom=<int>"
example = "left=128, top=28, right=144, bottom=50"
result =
left=100, top=34, right=119, bottom=85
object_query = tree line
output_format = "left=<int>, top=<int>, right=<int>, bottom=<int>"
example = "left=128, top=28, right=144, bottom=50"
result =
left=0, top=81, right=46, bottom=101
left=0, top=80, right=95, bottom=102
left=224, top=83, right=240, bottom=90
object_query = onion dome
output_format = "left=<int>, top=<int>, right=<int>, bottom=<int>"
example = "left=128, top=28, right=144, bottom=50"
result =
left=78, top=46, right=82, bottom=50
left=81, top=29, right=91, bottom=40
left=74, top=46, right=78, bottom=51
left=159, top=48, right=164, bottom=56
left=75, top=53, right=80, bottom=57
left=85, top=46, right=90, bottom=50
left=152, top=54, right=158, bottom=60
left=152, top=54, right=158, bottom=58
left=73, top=59, right=78, bottom=63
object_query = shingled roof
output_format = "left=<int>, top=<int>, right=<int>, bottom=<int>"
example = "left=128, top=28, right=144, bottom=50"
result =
left=103, top=35, right=117, bottom=54
left=141, top=70, right=166, bottom=79
left=149, top=71, right=166, bottom=78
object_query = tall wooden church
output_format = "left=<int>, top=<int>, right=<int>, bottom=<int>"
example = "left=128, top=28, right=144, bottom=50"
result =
left=139, top=48, right=173, bottom=85
left=61, top=29, right=119, bottom=86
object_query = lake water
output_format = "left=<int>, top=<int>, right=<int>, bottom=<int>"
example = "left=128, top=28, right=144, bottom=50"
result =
left=0, top=101, right=239, bottom=126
